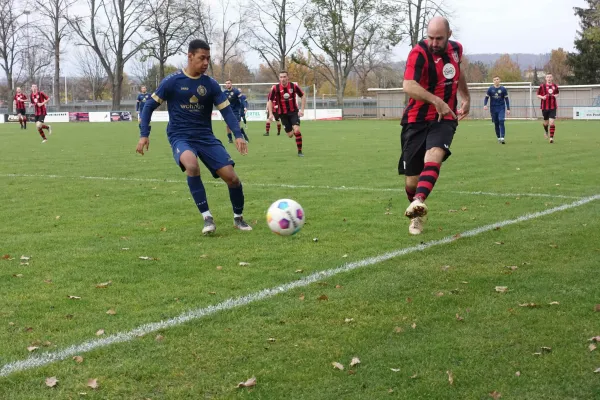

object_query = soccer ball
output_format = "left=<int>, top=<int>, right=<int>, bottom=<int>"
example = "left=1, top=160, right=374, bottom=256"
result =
left=266, top=199, right=305, bottom=235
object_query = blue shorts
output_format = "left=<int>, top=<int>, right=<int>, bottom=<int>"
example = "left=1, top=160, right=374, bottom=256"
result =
left=170, top=137, right=234, bottom=179
left=490, top=108, right=506, bottom=123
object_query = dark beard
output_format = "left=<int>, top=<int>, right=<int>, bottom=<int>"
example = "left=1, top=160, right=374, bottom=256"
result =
left=428, top=42, right=447, bottom=55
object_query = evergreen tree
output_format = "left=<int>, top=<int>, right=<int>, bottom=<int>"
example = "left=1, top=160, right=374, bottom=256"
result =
left=567, top=0, right=600, bottom=84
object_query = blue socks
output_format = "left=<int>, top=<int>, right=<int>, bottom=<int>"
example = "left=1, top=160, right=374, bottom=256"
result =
left=494, top=121, right=500, bottom=138
left=187, top=176, right=209, bottom=214
left=499, top=121, right=505, bottom=138
left=228, top=183, right=244, bottom=215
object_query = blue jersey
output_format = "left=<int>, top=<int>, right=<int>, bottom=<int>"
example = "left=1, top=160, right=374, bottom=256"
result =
left=136, top=93, right=151, bottom=111
left=142, top=69, right=240, bottom=140
left=485, top=86, right=510, bottom=110
left=223, top=87, right=243, bottom=113
left=240, top=94, right=248, bottom=109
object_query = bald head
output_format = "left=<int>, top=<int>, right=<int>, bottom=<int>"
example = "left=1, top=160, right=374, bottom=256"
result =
left=426, top=16, right=452, bottom=55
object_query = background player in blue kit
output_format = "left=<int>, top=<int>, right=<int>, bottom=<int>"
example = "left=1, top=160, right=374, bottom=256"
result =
left=223, top=80, right=250, bottom=143
left=239, top=89, right=248, bottom=128
left=483, top=76, right=510, bottom=144
left=136, top=39, right=252, bottom=234
left=136, top=86, right=152, bottom=122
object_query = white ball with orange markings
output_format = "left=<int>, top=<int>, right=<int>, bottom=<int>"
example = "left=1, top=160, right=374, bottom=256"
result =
left=266, top=199, right=305, bottom=236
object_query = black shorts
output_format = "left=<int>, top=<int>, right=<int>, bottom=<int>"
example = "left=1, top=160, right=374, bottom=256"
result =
left=398, top=121, right=457, bottom=176
left=279, top=112, right=300, bottom=133
left=34, top=115, right=46, bottom=123
left=16, top=108, right=26, bottom=116
left=273, top=112, right=280, bottom=121
left=542, top=109, right=557, bottom=120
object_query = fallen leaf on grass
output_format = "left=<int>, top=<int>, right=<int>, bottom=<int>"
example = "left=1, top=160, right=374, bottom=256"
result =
left=13, top=274, right=23, bottom=278
left=160, top=227, right=167, bottom=232
left=299, top=293, right=305, bottom=301
left=237, top=377, right=257, bottom=388
left=318, top=294, right=329, bottom=301
left=96, top=329, right=105, bottom=336
left=446, top=370, right=454, bottom=385
left=239, top=262, right=250, bottom=266
left=394, top=326, right=404, bottom=333
left=87, top=379, right=99, bottom=389
left=589, top=344, right=596, bottom=352
left=494, top=226, right=501, bottom=231
left=342, top=254, right=348, bottom=258
left=390, top=368, right=401, bottom=372
left=489, top=391, right=502, bottom=399
left=20, top=262, right=29, bottom=266
left=350, top=357, right=360, bottom=367
left=345, top=318, right=354, bottom=323
left=43, top=341, right=52, bottom=347
left=495, top=286, right=509, bottom=293
left=590, top=336, right=600, bottom=343
left=106, top=309, right=116, bottom=315
left=200, top=254, right=208, bottom=258
left=335, top=284, right=343, bottom=289
left=594, top=368, right=600, bottom=373
left=208, top=292, right=216, bottom=295
left=24, top=327, right=33, bottom=332
left=549, top=301, right=560, bottom=305
left=448, top=209, right=458, bottom=213
left=68, top=295, right=81, bottom=300
left=461, top=207, right=468, bottom=211
left=20, top=256, right=30, bottom=261
left=549, top=244, right=558, bottom=248
left=295, top=269, right=304, bottom=273
left=494, top=241, right=504, bottom=245
left=44, top=279, right=53, bottom=284
left=595, top=304, right=600, bottom=312
left=453, top=233, right=462, bottom=239
left=216, top=266, right=223, bottom=270
left=411, top=323, right=417, bottom=329
left=406, top=297, right=413, bottom=303
left=96, top=280, right=113, bottom=289
left=156, top=335, right=164, bottom=341
left=332, top=362, right=344, bottom=370
left=441, top=265, right=450, bottom=272
left=519, top=303, right=540, bottom=308
left=73, top=356, right=84, bottom=363
left=65, top=314, right=74, bottom=320
left=267, top=338, right=276, bottom=343
left=515, top=371, right=521, bottom=377
left=435, top=292, right=444, bottom=297
left=45, top=377, right=58, bottom=388
left=505, top=266, right=518, bottom=271
left=410, top=373, right=418, bottom=379
left=456, top=314, right=464, bottom=322
left=55, top=216, right=60, bottom=220
left=27, top=346, right=39, bottom=352
left=138, top=256, right=158, bottom=261
left=541, top=346, right=552, bottom=353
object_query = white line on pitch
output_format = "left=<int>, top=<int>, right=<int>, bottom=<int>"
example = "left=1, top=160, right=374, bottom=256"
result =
left=0, top=173, right=582, bottom=199
left=1, top=194, right=598, bottom=378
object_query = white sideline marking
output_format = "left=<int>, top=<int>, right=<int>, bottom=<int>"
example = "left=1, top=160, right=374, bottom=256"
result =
left=0, top=173, right=582, bottom=199
left=1, top=194, right=598, bottom=377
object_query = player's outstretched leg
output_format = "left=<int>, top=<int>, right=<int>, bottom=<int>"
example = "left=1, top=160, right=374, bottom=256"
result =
left=264, top=120, right=270, bottom=136
left=180, top=151, right=215, bottom=235
left=405, top=154, right=443, bottom=219
left=217, top=166, right=252, bottom=231
left=36, top=122, right=48, bottom=143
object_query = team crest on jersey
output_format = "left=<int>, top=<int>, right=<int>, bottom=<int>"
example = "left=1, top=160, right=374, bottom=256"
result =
left=289, top=88, right=294, bottom=94
left=548, top=88, right=554, bottom=94
left=452, top=51, right=459, bottom=63
left=197, top=85, right=207, bottom=96
left=497, top=90, right=502, bottom=94
left=443, top=63, right=456, bottom=79
left=189, top=95, right=199, bottom=104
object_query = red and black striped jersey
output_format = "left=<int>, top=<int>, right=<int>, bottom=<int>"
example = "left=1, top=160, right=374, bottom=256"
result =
left=30, top=91, right=49, bottom=116
left=402, top=40, right=463, bottom=125
left=14, top=93, right=27, bottom=109
left=266, top=93, right=279, bottom=112
left=537, top=83, right=559, bottom=110
left=269, top=82, right=304, bottom=114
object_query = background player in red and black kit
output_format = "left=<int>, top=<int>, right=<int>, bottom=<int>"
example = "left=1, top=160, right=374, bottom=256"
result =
left=537, top=73, right=559, bottom=143
left=267, top=71, right=306, bottom=156
left=264, top=93, right=282, bottom=136
left=13, top=87, right=28, bottom=129
left=400, top=16, right=470, bottom=235
left=30, top=84, right=52, bottom=142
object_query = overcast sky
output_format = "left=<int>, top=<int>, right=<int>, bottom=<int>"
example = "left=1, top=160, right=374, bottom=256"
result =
left=61, top=0, right=588, bottom=74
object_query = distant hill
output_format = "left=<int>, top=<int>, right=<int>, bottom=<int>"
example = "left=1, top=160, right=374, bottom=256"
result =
left=466, top=53, right=551, bottom=71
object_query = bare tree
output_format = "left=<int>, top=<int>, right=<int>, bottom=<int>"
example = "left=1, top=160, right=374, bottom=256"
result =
left=302, top=0, right=402, bottom=105
left=0, top=0, right=25, bottom=113
left=213, top=0, right=242, bottom=81
left=68, top=0, right=151, bottom=108
left=143, top=0, right=197, bottom=81
left=354, top=38, right=391, bottom=96
left=75, top=47, right=109, bottom=100
left=35, top=0, right=75, bottom=110
left=130, top=54, right=154, bottom=87
left=245, top=0, right=305, bottom=76
left=23, top=34, right=53, bottom=87
left=400, top=0, right=452, bottom=47
left=190, top=0, right=216, bottom=74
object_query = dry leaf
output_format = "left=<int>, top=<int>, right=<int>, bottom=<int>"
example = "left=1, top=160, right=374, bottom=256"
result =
left=549, top=244, right=558, bottom=248
left=506, top=266, right=518, bottom=271
left=448, top=209, right=458, bottom=213
left=27, top=346, right=39, bottom=352
left=456, top=314, right=464, bottom=322
left=435, top=291, right=444, bottom=297
left=20, top=255, right=30, bottom=261
left=267, top=338, right=276, bottom=342
left=394, top=326, right=404, bottom=333
left=96, top=281, right=112, bottom=288
left=44, top=279, right=53, bottom=284
left=595, top=304, right=600, bottom=312
left=20, top=262, right=29, bottom=266
left=55, top=216, right=60, bottom=220
left=318, top=294, right=328, bottom=301
left=342, top=254, right=348, bottom=258
left=411, top=322, right=417, bottom=329
left=446, top=370, right=454, bottom=385
left=589, top=344, right=596, bottom=352
left=121, top=248, right=129, bottom=251
left=208, top=292, right=216, bottom=295
left=68, top=295, right=81, bottom=300
left=549, top=301, right=560, bottom=305
left=73, top=356, right=84, bottom=363
left=347, top=370, right=356, bottom=375
left=332, top=362, right=344, bottom=370
left=138, top=256, right=157, bottom=260
left=65, top=314, right=74, bottom=320
left=533, top=352, right=542, bottom=356
left=390, top=368, right=401, bottom=372
left=441, top=265, right=450, bottom=272
left=216, top=266, right=223, bottom=270
left=45, top=376, right=58, bottom=388
left=489, top=391, right=502, bottom=399
left=495, top=286, right=509, bottom=293
left=519, top=303, right=540, bottom=308
left=494, top=241, right=504, bottom=245
left=2, top=254, right=10, bottom=259
left=8, top=322, right=14, bottom=326
left=106, top=309, right=116, bottom=315
left=344, top=318, right=354, bottom=323
left=453, top=233, right=462, bottom=239
left=13, top=274, right=23, bottom=278
left=96, top=329, right=105, bottom=336
left=541, top=346, right=552, bottom=353
left=200, top=254, right=208, bottom=258
left=43, top=341, right=52, bottom=347
left=299, top=293, right=305, bottom=301
left=406, top=297, right=413, bottom=303
left=239, top=262, right=250, bottom=266
left=295, top=269, right=304, bottom=273
left=589, top=336, right=600, bottom=342
left=350, top=357, right=360, bottom=367
left=461, top=207, right=468, bottom=211
left=335, top=285, right=342, bottom=289
left=410, top=373, right=418, bottom=379
left=515, top=371, right=521, bottom=377
left=156, top=335, right=164, bottom=341
left=594, top=368, right=600, bottom=373
left=237, top=377, right=257, bottom=388
left=87, top=378, right=99, bottom=389
left=160, top=227, right=167, bottom=232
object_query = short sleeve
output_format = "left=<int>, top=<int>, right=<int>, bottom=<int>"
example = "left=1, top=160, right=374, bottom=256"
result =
left=152, top=77, right=172, bottom=104
left=212, top=79, right=229, bottom=110
left=295, top=84, right=304, bottom=97
left=537, top=85, right=543, bottom=95
left=404, top=48, right=426, bottom=82
left=554, top=85, right=559, bottom=94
